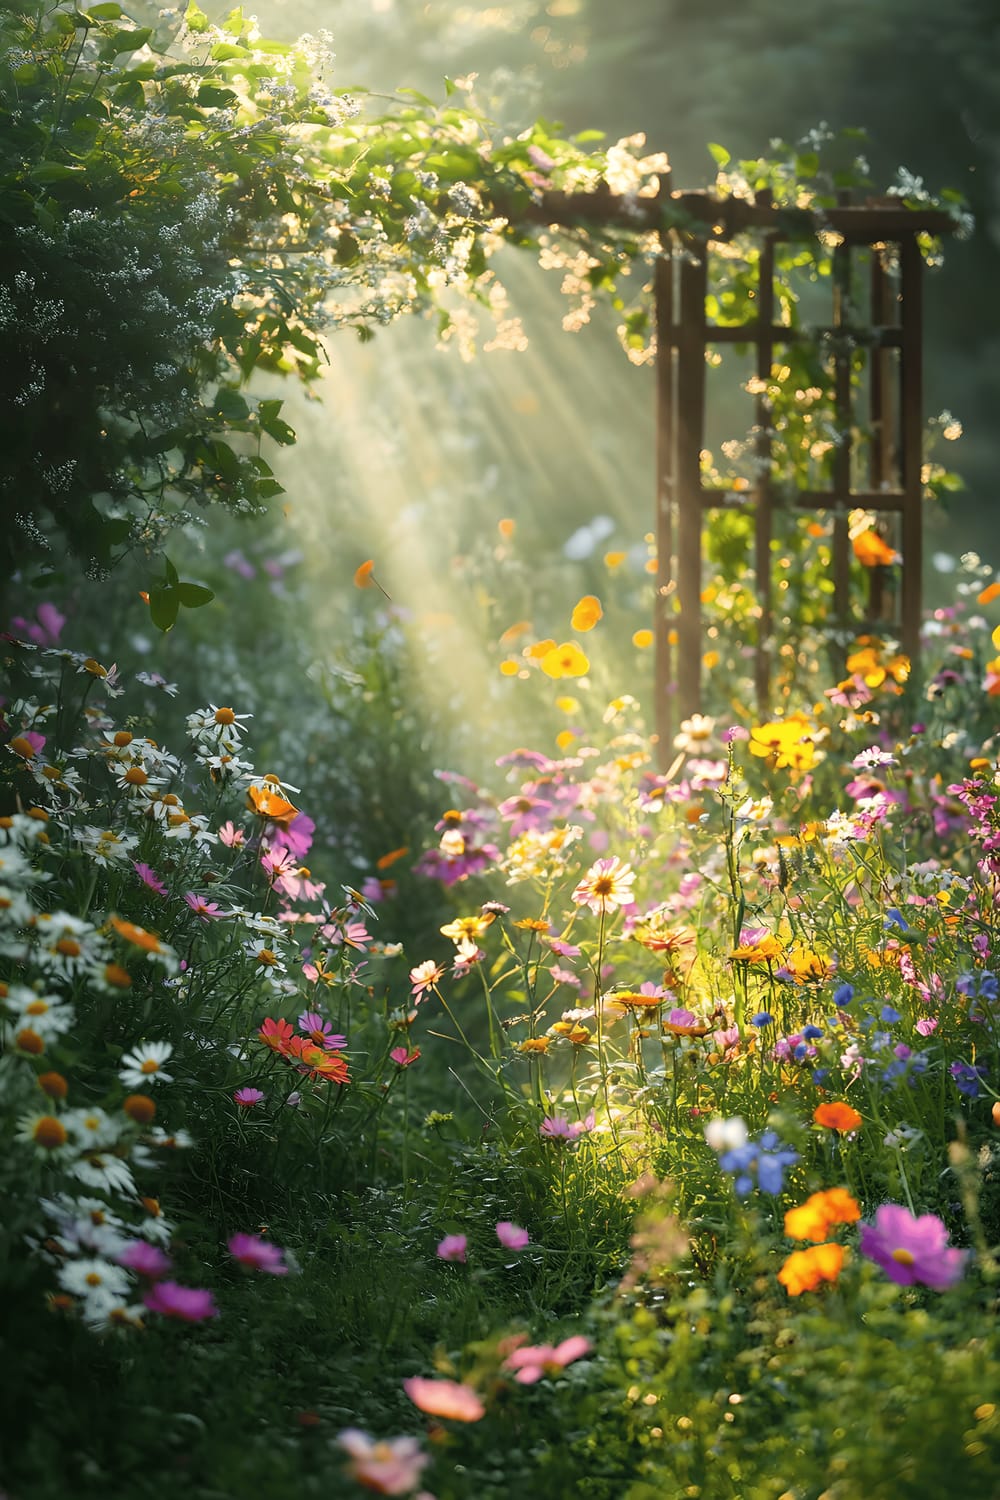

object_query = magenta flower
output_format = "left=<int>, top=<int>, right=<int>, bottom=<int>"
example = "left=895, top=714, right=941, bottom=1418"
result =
left=496, top=1221, right=529, bottom=1250
left=218, top=821, right=246, bottom=848
left=504, top=1334, right=591, bottom=1384
left=436, top=1234, right=467, bottom=1263
left=859, top=1204, right=968, bottom=1289
left=184, top=891, right=223, bottom=921
left=540, top=1110, right=595, bottom=1140
left=390, top=1046, right=420, bottom=1068
left=270, top=812, right=315, bottom=860
left=115, top=1240, right=172, bottom=1278
left=234, top=1087, right=266, bottom=1108
left=134, top=862, right=168, bottom=896
left=142, top=1281, right=219, bottom=1321
left=298, top=1011, right=346, bottom=1051
left=228, top=1232, right=288, bottom=1275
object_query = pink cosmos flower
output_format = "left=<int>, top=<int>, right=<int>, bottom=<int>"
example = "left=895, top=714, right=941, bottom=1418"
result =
left=297, top=1011, right=347, bottom=1051
left=228, top=1232, right=288, bottom=1275
left=261, top=846, right=297, bottom=884
left=361, top=876, right=385, bottom=905
left=436, top=1234, right=467, bottom=1263
left=548, top=937, right=582, bottom=959
left=571, top=856, right=636, bottom=914
left=403, top=1376, right=485, bottom=1422
left=142, top=1281, right=218, bottom=1321
left=115, top=1240, right=172, bottom=1278
left=540, top=1110, right=595, bottom=1140
left=859, top=1203, right=967, bottom=1289
left=915, top=1017, right=938, bottom=1037
left=234, top=1087, right=266, bottom=1107
left=390, top=1046, right=420, bottom=1068
left=504, top=1334, right=591, bottom=1384
left=184, top=892, right=224, bottom=921
left=410, top=960, right=445, bottom=999
left=551, top=965, right=584, bottom=989
left=336, top=1429, right=429, bottom=1496
left=9, top=602, right=65, bottom=646
left=218, top=821, right=246, bottom=848
left=270, top=812, right=315, bottom=860
left=496, top=1222, right=529, bottom=1250
left=134, top=862, right=168, bottom=896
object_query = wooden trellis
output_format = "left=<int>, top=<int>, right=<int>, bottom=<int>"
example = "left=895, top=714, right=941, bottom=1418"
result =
left=519, top=180, right=956, bottom=756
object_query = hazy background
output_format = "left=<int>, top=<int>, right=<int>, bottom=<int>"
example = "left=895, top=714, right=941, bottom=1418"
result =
left=235, top=0, right=1000, bottom=595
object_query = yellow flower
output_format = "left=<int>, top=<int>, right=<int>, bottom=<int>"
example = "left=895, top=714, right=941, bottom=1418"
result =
left=570, top=595, right=603, bottom=632
left=517, top=1037, right=550, bottom=1055
left=540, top=642, right=590, bottom=679
left=440, top=913, right=495, bottom=944
left=748, top=713, right=818, bottom=772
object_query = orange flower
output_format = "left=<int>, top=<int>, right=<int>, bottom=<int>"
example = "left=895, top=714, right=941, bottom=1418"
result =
left=246, top=782, right=299, bottom=826
left=852, top=529, right=899, bottom=567
left=570, top=595, right=603, bottom=633
left=777, top=1242, right=846, bottom=1296
left=632, top=629, right=653, bottom=649
left=517, top=1037, right=550, bottom=1055
left=500, top=619, right=532, bottom=646
left=123, top=1093, right=157, bottom=1124
left=353, top=559, right=375, bottom=588
left=109, top=916, right=166, bottom=954
left=376, top=846, right=409, bottom=871
left=978, top=581, right=1000, bottom=606
left=813, top=1101, right=863, bottom=1133
left=784, top=1188, right=861, bottom=1242
left=498, top=517, right=516, bottom=539
left=403, top=1377, right=485, bottom=1423
left=730, top=934, right=784, bottom=964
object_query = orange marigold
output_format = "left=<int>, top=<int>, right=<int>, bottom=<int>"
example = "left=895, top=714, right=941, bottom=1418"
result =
left=813, top=1101, right=863, bottom=1133
left=784, top=1187, right=861, bottom=1242
left=777, top=1242, right=846, bottom=1296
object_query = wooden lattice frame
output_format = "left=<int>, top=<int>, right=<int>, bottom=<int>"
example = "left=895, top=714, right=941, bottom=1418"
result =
left=518, top=183, right=956, bottom=755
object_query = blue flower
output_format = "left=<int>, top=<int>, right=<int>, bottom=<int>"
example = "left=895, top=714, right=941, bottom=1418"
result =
left=802, top=1024, right=824, bottom=1040
left=750, top=1012, right=774, bottom=1027
left=950, top=1061, right=988, bottom=1098
left=718, top=1130, right=798, bottom=1198
left=833, top=983, right=855, bottom=1007
left=880, top=1005, right=901, bottom=1024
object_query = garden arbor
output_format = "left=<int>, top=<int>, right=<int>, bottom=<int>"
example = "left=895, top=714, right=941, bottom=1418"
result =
left=519, top=178, right=955, bottom=753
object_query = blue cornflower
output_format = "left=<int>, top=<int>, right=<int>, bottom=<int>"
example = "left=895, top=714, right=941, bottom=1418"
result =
left=950, top=1061, right=988, bottom=1098
left=802, top=1024, right=824, bottom=1040
left=719, top=1130, right=798, bottom=1197
left=833, top=983, right=855, bottom=1007
left=880, top=1005, right=902, bottom=1024
left=750, top=1012, right=774, bottom=1027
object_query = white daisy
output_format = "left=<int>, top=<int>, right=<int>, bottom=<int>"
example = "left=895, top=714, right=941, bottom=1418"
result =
left=57, top=1257, right=131, bottom=1302
left=68, top=1153, right=137, bottom=1195
left=118, top=1041, right=174, bottom=1088
left=64, top=1107, right=121, bottom=1151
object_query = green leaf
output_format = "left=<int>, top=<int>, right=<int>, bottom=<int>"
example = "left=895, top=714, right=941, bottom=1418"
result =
left=213, top=387, right=251, bottom=421
left=185, top=1, right=209, bottom=33
left=28, top=163, right=85, bottom=183
left=100, top=25, right=152, bottom=55
left=148, top=585, right=179, bottom=633
left=210, top=42, right=250, bottom=60
left=163, top=555, right=179, bottom=587
left=87, top=2, right=124, bottom=17
left=177, top=582, right=214, bottom=608
left=708, top=143, right=731, bottom=168
left=196, top=84, right=239, bottom=108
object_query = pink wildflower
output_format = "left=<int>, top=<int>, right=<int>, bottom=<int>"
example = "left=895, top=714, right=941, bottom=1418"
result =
left=142, top=1281, right=218, bottom=1321
left=547, top=937, right=582, bottom=959
left=218, top=821, right=246, bottom=848
left=571, top=856, right=635, bottom=914
left=115, top=1240, right=172, bottom=1278
left=403, top=1377, right=485, bottom=1423
left=504, top=1334, right=591, bottom=1384
left=234, top=1087, right=266, bottom=1108
left=270, top=812, right=315, bottom=861
left=134, top=862, right=167, bottom=896
left=436, top=1234, right=467, bottom=1263
left=228, top=1232, right=288, bottom=1275
left=390, top=1046, right=420, bottom=1068
left=184, top=892, right=223, bottom=921
left=495, top=1221, right=529, bottom=1250
left=336, top=1429, right=429, bottom=1496
left=410, top=960, right=445, bottom=999
left=540, top=1110, right=595, bottom=1140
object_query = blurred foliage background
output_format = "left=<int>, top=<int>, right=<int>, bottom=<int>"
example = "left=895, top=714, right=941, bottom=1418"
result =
left=239, top=0, right=998, bottom=582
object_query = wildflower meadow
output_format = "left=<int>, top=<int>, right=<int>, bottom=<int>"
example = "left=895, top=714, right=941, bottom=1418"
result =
left=2, top=4, right=999, bottom=1498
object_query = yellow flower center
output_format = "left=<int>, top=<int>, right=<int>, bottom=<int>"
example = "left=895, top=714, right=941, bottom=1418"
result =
left=124, top=766, right=148, bottom=786
left=140, top=1058, right=160, bottom=1075
left=55, top=937, right=81, bottom=957
left=26, top=999, right=49, bottom=1015
left=891, top=1248, right=915, bottom=1266
left=33, top=1116, right=67, bottom=1149
left=113, top=731, right=133, bottom=747
left=86, top=1272, right=102, bottom=1287
left=257, top=949, right=278, bottom=966
left=214, top=707, right=237, bottom=724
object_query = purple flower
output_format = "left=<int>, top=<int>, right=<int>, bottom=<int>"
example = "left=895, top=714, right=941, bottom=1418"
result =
left=234, top=1087, right=266, bottom=1108
left=436, top=1234, right=467, bottom=1263
left=228, top=1232, right=288, bottom=1275
left=297, top=1011, right=346, bottom=1051
left=134, top=862, right=168, bottom=896
left=950, top=1061, right=987, bottom=1098
left=859, top=1204, right=967, bottom=1289
left=115, top=1240, right=172, bottom=1278
left=143, top=1281, right=219, bottom=1321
